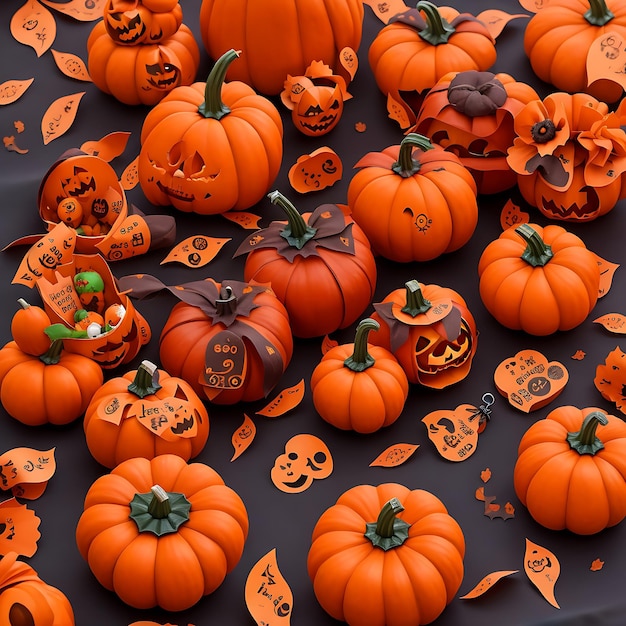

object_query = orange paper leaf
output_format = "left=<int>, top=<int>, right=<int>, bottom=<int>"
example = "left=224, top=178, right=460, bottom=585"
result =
left=11, top=0, right=56, bottom=57
left=231, top=414, right=257, bottom=461
left=476, top=10, right=529, bottom=39
left=39, top=0, right=105, bottom=21
left=369, top=443, right=419, bottom=467
left=288, top=147, right=342, bottom=194
left=161, top=236, right=231, bottom=267
left=51, top=49, right=91, bottom=82
left=245, top=548, right=293, bottom=624
left=222, top=212, right=263, bottom=230
left=460, top=570, right=519, bottom=599
left=0, top=498, right=41, bottom=558
left=80, top=131, right=131, bottom=161
left=481, top=468, right=492, bottom=483
left=475, top=486, right=486, bottom=501
left=594, top=313, right=626, bottom=334
left=120, top=155, right=140, bottom=190
left=594, top=253, right=619, bottom=298
left=587, top=32, right=626, bottom=92
left=590, top=558, right=604, bottom=572
left=0, top=78, right=34, bottom=105
left=41, top=91, right=85, bottom=145
left=500, top=199, right=529, bottom=230
left=524, top=538, right=560, bottom=609
left=387, top=92, right=413, bottom=129
left=256, top=379, right=305, bottom=418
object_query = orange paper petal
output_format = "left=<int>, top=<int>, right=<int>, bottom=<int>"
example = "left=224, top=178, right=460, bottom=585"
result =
left=51, top=49, right=91, bottom=82
left=0, top=78, right=34, bottom=105
left=0, top=498, right=41, bottom=558
left=231, top=414, right=257, bottom=461
left=11, top=0, right=56, bottom=57
left=476, top=10, right=529, bottom=39
left=481, top=468, right=492, bottom=483
left=222, top=212, right=263, bottom=230
left=257, top=379, right=305, bottom=418
left=387, top=92, right=413, bottom=129
left=524, top=538, right=560, bottom=609
left=161, top=236, right=230, bottom=267
left=80, top=131, right=131, bottom=161
left=590, top=558, right=604, bottom=572
left=369, top=443, right=419, bottom=467
left=460, top=570, right=519, bottom=599
left=41, top=91, right=85, bottom=145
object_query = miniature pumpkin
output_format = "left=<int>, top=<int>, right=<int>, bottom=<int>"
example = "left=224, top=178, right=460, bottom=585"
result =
left=75, top=454, right=249, bottom=611
left=514, top=406, right=626, bottom=535
left=411, top=70, right=540, bottom=194
left=477, top=223, right=600, bottom=335
left=524, top=0, right=626, bottom=104
left=198, top=0, right=364, bottom=95
left=234, top=190, right=377, bottom=338
left=11, top=299, right=51, bottom=357
left=103, top=0, right=183, bottom=45
left=347, top=133, right=478, bottom=263
left=368, top=1, right=496, bottom=117
left=138, top=49, right=283, bottom=214
left=83, top=360, right=210, bottom=468
left=0, top=551, right=75, bottom=626
left=0, top=339, right=103, bottom=426
left=87, top=21, right=200, bottom=106
left=369, top=279, right=478, bottom=389
left=310, top=318, right=409, bottom=433
left=307, top=482, right=465, bottom=625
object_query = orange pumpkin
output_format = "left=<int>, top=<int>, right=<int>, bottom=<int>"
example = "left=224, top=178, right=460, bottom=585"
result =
left=137, top=49, right=283, bottom=214
left=369, top=279, right=478, bottom=389
left=514, top=406, right=626, bottom=534
left=75, top=454, right=249, bottom=611
left=10, top=299, right=52, bottom=357
left=83, top=360, right=210, bottom=468
left=310, top=318, right=409, bottom=433
left=87, top=21, right=199, bottom=105
left=103, top=0, right=183, bottom=45
left=347, top=133, right=478, bottom=263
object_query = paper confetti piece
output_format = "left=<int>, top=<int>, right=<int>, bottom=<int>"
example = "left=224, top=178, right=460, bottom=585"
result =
left=245, top=548, right=293, bottom=624
left=354, top=121, right=367, bottom=133
left=51, top=49, right=91, bottom=81
left=369, top=443, right=419, bottom=467
left=476, top=10, right=529, bottom=39
left=0, top=498, right=41, bottom=558
left=231, top=414, right=257, bottom=461
left=271, top=434, right=332, bottom=493
left=524, top=538, right=560, bottom=609
left=257, top=379, right=305, bottom=418
left=460, top=570, right=519, bottom=599
left=41, top=91, right=85, bottom=145
left=571, top=350, right=586, bottom=360
left=222, top=212, right=262, bottom=230
left=14, top=121, right=25, bottom=133
left=3, top=136, right=29, bottom=154
left=11, top=0, right=56, bottom=57
left=590, top=559, right=604, bottom=572
left=80, top=131, right=131, bottom=161
left=161, top=236, right=231, bottom=267
left=480, top=468, right=492, bottom=483
left=0, top=78, right=34, bottom=105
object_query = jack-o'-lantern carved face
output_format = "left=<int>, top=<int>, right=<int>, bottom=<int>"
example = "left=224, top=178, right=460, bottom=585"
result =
left=105, top=7, right=147, bottom=44
left=61, top=166, right=96, bottom=201
left=142, top=60, right=181, bottom=93
left=104, top=0, right=183, bottom=45
left=292, top=84, right=344, bottom=137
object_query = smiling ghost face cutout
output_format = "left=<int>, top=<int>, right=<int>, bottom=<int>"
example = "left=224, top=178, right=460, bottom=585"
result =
left=271, top=434, right=333, bottom=493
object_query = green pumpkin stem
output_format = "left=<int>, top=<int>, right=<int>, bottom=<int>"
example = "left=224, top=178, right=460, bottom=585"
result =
left=402, top=279, right=432, bottom=317
left=566, top=411, right=609, bottom=455
left=344, top=318, right=380, bottom=372
left=127, top=360, right=162, bottom=398
left=364, top=498, right=410, bottom=551
left=392, top=133, right=433, bottom=177
left=416, top=1, right=456, bottom=45
left=268, top=190, right=317, bottom=249
left=129, top=484, right=192, bottom=536
left=198, top=48, right=240, bottom=120
left=584, top=0, right=614, bottom=26
left=39, top=339, right=64, bottom=365
left=515, top=224, right=554, bottom=267
left=216, top=285, right=238, bottom=316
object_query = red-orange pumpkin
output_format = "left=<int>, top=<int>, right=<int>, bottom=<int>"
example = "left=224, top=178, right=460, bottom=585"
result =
left=10, top=299, right=51, bottom=357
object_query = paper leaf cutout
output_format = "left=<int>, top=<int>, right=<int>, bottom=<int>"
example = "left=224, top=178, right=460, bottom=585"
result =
left=0, top=79, right=34, bottom=105
left=369, top=443, right=419, bottom=467
left=41, top=91, right=85, bottom=145
left=288, top=147, right=343, bottom=194
left=256, top=379, right=305, bottom=418
left=590, top=558, right=604, bottom=572
left=80, top=131, right=130, bottom=161
left=0, top=498, right=41, bottom=558
left=51, top=50, right=91, bottom=82
left=39, top=0, right=105, bottom=21
left=571, top=350, right=586, bottom=360
left=271, top=434, right=333, bottom=493
left=587, top=32, right=626, bottom=92
left=594, top=313, right=626, bottom=334
left=363, top=0, right=410, bottom=23
left=517, top=0, right=547, bottom=13
left=500, top=199, right=529, bottom=230
left=245, top=548, right=293, bottom=624
left=222, top=212, right=262, bottom=230
left=11, top=0, right=56, bottom=57
left=460, top=570, right=519, bottom=599
left=338, top=46, right=358, bottom=82
left=231, top=414, right=257, bottom=461
left=481, top=468, right=492, bottom=483
left=476, top=10, right=529, bottom=39
left=4, top=136, right=29, bottom=154
left=594, top=253, right=619, bottom=298
left=594, top=346, right=626, bottom=416
left=120, top=155, right=140, bottom=190
left=321, top=335, right=338, bottom=355
left=387, top=92, right=412, bottom=129
left=524, top=538, right=560, bottom=609
left=0, top=447, right=56, bottom=498
left=161, top=236, right=231, bottom=267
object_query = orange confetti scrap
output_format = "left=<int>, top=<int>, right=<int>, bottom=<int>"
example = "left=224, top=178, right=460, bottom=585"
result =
left=481, top=468, right=492, bottom=483
left=590, top=558, right=604, bottom=572
left=354, top=121, right=367, bottom=132
left=14, top=121, right=24, bottom=133
left=571, top=350, right=586, bottom=360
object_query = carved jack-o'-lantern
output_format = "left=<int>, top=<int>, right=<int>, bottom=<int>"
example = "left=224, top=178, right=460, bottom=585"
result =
left=369, top=280, right=478, bottom=389
left=104, top=0, right=183, bottom=45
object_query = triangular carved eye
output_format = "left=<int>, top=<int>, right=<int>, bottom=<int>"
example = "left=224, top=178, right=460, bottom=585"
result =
left=9, top=603, right=35, bottom=626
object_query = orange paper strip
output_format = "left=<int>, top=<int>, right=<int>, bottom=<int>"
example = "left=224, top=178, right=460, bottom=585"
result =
left=524, top=538, right=560, bottom=609
left=0, top=498, right=41, bottom=558
left=257, top=379, right=305, bottom=418
left=51, top=50, right=92, bottom=82
left=369, top=443, right=419, bottom=467
left=460, top=570, right=519, bottom=599
left=41, top=91, right=85, bottom=145
left=231, top=414, right=257, bottom=461
left=11, top=0, right=56, bottom=57
left=0, top=78, right=34, bottom=105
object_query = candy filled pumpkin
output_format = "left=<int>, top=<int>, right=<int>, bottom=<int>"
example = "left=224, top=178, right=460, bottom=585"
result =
left=138, top=49, right=283, bottom=214
left=307, top=482, right=465, bottom=626
left=103, top=0, right=183, bottom=45
left=83, top=360, right=210, bottom=468
left=198, top=0, right=364, bottom=95
left=514, top=406, right=626, bottom=535
left=0, top=551, right=75, bottom=626
left=411, top=70, right=540, bottom=194
left=310, top=318, right=409, bottom=433
left=234, top=190, right=377, bottom=338
left=369, top=279, right=478, bottom=389
left=75, top=454, right=248, bottom=611
left=477, top=223, right=600, bottom=335
left=347, top=133, right=478, bottom=263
